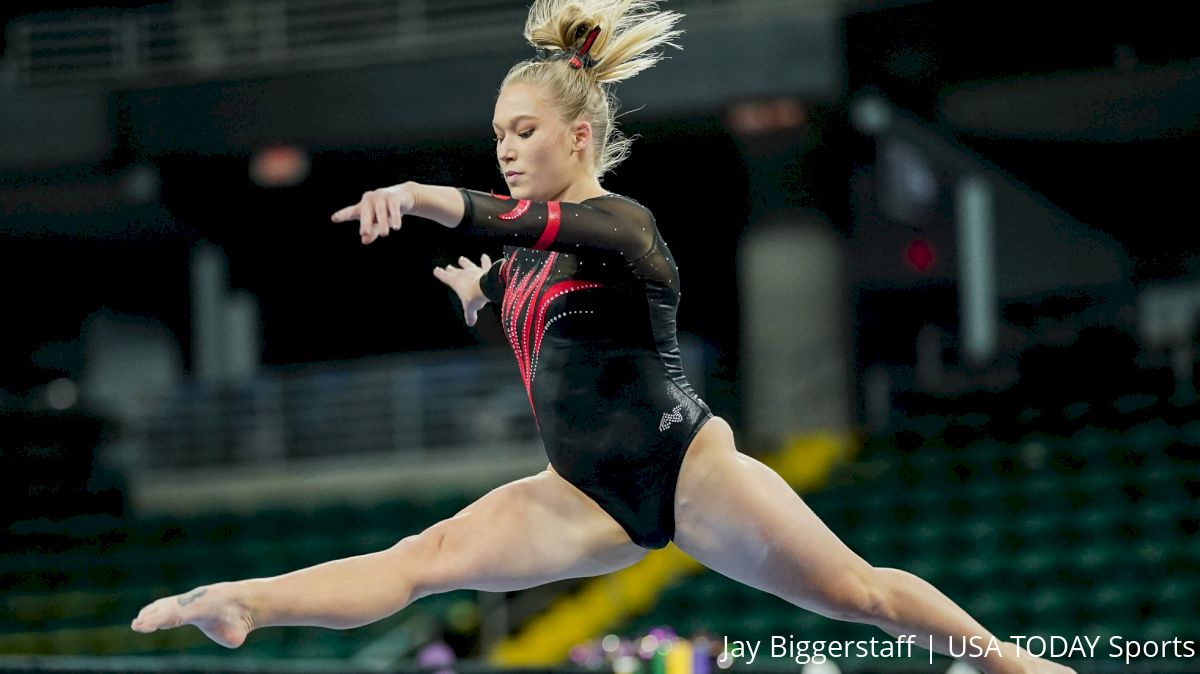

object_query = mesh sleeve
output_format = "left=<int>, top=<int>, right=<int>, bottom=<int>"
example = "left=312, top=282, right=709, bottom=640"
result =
left=456, top=189, right=655, bottom=261
left=478, top=258, right=506, bottom=304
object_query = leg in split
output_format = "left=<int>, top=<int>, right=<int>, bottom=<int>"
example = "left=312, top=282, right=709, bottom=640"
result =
left=671, top=417, right=1076, bottom=674
left=131, top=467, right=647, bottom=647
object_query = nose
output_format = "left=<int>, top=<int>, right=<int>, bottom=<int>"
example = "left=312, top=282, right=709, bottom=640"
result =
left=497, top=138, right=515, bottom=164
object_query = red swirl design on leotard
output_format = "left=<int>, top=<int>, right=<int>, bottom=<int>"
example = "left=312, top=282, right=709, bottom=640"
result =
left=498, top=199, right=532, bottom=220
left=500, top=253, right=603, bottom=426
left=501, top=253, right=558, bottom=422
left=530, top=279, right=601, bottom=374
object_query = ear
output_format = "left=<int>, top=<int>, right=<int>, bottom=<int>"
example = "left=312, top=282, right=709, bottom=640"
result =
left=569, top=119, right=593, bottom=154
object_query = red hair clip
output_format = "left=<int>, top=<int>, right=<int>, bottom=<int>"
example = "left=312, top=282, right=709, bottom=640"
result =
left=569, top=26, right=601, bottom=70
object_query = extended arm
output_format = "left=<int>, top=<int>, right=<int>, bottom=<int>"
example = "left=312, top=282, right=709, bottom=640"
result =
left=330, top=182, right=654, bottom=259
left=330, top=182, right=463, bottom=244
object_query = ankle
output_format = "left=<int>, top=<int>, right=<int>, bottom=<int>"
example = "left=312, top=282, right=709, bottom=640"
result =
left=215, top=579, right=264, bottom=630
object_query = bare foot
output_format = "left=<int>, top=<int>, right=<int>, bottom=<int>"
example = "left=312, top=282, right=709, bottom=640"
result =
left=131, top=582, right=256, bottom=648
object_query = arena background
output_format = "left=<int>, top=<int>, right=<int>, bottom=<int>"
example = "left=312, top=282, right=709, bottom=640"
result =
left=1, top=0, right=1197, bottom=673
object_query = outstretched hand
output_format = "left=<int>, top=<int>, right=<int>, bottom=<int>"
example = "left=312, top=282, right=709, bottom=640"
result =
left=331, top=184, right=416, bottom=245
left=433, top=254, right=493, bottom=327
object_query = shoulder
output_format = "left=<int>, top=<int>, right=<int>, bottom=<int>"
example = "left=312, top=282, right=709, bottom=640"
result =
left=582, top=193, right=656, bottom=224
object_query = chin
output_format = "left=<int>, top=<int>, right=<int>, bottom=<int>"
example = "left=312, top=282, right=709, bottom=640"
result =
left=507, top=179, right=561, bottom=202
left=511, top=187, right=550, bottom=202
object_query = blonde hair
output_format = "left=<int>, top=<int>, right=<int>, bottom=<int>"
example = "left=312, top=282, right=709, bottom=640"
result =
left=502, top=0, right=684, bottom=179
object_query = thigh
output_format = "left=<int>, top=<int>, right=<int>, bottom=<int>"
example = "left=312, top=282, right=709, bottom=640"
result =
left=671, top=418, right=875, bottom=617
left=412, top=467, right=647, bottom=598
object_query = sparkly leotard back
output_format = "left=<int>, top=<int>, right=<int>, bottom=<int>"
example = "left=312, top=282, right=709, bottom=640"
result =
left=456, top=188, right=712, bottom=549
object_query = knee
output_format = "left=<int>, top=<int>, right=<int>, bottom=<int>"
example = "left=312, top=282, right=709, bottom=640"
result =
left=821, top=566, right=896, bottom=625
left=389, top=522, right=450, bottom=571
left=412, top=521, right=449, bottom=560
left=392, top=522, right=450, bottom=598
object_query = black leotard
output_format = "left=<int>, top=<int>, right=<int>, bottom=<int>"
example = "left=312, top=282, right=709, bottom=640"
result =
left=456, top=188, right=712, bottom=549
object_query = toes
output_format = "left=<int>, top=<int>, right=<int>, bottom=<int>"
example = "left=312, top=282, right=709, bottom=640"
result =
left=131, top=599, right=184, bottom=633
left=131, top=607, right=156, bottom=631
left=136, top=602, right=156, bottom=618
left=132, top=616, right=165, bottom=633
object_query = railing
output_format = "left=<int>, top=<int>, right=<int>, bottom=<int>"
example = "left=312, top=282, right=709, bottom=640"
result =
left=0, top=0, right=826, bottom=92
left=131, top=347, right=536, bottom=470
left=123, top=340, right=707, bottom=472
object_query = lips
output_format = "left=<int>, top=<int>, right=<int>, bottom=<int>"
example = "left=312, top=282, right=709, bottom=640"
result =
left=505, top=171, right=523, bottom=181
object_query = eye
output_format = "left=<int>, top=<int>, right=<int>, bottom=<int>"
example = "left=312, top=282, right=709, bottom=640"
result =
left=519, top=129, right=535, bottom=139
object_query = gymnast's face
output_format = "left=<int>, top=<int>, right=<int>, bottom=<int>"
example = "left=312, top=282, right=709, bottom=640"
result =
left=493, top=81, right=593, bottom=201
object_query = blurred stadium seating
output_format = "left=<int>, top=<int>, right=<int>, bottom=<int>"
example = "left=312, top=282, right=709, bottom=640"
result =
left=3, top=368, right=1196, bottom=672
left=1, top=495, right=479, bottom=660
left=615, top=379, right=1200, bottom=672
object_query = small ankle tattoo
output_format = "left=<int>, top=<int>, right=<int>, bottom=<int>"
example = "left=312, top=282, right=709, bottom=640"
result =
left=177, top=589, right=208, bottom=607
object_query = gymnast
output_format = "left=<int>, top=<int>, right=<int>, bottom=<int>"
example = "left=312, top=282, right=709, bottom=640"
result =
left=133, top=3, right=1076, bottom=672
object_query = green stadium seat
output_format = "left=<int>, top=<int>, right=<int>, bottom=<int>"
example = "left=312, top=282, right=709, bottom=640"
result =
left=1013, top=549, right=1060, bottom=578
left=1075, top=543, right=1119, bottom=573
left=1177, top=420, right=1200, bottom=446
left=1069, top=426, right=1113, bottom=454
left=963, top=592, right=1016, bottom=625
left=1142, top=618, right=1181, bottom=641
left=1026, top=588, right=1073, bottom=631
left=1093, top=582, right=1141, bottom=618
left=905, top=414, right=947, bottom=439
left=1155, top=577, right=1199, bottom=614
left=1015, top=474, right=1061, bottom=502
left=1013, top=511, right=1063, bottom=540
left=1127, top=420, right=1175, bottom=453
left=963, top=519, right=999, bottom=544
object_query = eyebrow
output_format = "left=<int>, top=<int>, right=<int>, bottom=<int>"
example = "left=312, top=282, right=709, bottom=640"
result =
left=492, top=114, right=539, bottom=131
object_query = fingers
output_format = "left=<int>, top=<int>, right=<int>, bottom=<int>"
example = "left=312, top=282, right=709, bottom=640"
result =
left=388, top=200, right=404, bottom=232
left=432, top=263, right=464, bottom=286
left=373, top=200, right=389, bottom=239
left=455, top=253, right=494, bottom=270
left=337, top=189, right=410, bottom=244
left=330, top=204, right=360, bottom=223
left=465, top=308, right=478, bottom=327
left=359, top=196, right=375, bottom=243
left=357, top=193, right=389, bottom=244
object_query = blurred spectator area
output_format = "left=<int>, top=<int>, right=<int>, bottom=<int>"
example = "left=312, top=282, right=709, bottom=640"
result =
left=0, top=0, right=834, bottom=91
left=0, top=0, right=843, bottom=175
left=620, top=379, right=1200, bottom=673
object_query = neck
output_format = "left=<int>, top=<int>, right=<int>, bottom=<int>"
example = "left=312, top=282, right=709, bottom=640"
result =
left=553, top=174, right=608, bottom=203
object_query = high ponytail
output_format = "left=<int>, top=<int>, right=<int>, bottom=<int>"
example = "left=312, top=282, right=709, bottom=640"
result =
left=502, top=0, right=684, bottom=179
